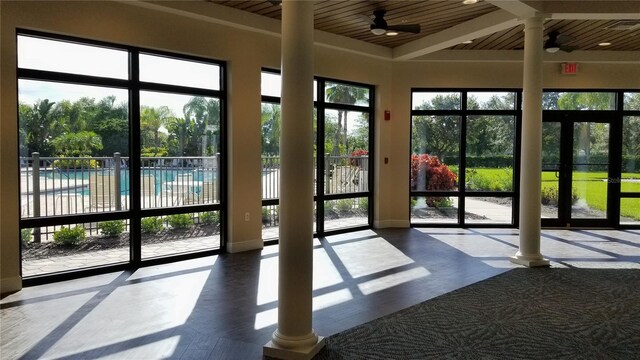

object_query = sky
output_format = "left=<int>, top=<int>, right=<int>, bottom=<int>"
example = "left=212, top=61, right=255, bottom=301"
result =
left=17, top=35, right=220, bottom=117
left=18, top=34, right=366, bottom=135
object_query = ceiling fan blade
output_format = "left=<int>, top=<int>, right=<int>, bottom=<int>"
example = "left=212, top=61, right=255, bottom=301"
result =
left=267, top=0, right=281, bottom=6
left=387, top=24, right=421, bottom=34
left=556, top=34, right=574, bottom=45
left=560, top=45, right=576, bottom=53
left=357, top=14, right=375, bottom=25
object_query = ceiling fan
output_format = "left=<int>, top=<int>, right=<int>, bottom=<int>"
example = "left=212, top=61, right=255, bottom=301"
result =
left=544, top=31, right=576, bottom=53
left=360, top=10, right=421, bottom=36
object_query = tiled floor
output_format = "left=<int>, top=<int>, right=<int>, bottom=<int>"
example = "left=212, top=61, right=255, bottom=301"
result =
left=2, top=228, right=639, bottom=359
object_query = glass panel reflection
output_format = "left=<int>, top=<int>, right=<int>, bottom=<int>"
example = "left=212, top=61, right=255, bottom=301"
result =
left=571, top=122, right=609, bottom=219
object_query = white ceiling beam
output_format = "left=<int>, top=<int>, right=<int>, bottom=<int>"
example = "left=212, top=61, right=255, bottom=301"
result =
left=542, top=1, right=640, bottom=19
left=412, top=50, right=640, bottom=63
left=392, top=9, right=523, bottom=61
left=486, top=0, right=540, bottom=19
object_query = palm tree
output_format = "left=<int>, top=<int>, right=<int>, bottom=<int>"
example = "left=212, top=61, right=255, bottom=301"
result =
left=183, top=96, right=220, bottom=155
left=19, top=99, right=63, bottom=156
left=141, top=105, right=172, bottom=156
left=324, top=83, right=368, bottom=156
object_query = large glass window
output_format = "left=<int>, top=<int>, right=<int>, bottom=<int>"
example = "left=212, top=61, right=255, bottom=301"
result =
left=260, top=71, right=374, bottom=239
left=621, top=92, right=640, bottom=225
left=410, top=90, right=517, bottom=226
left=18, top=31, right=225, bottom=278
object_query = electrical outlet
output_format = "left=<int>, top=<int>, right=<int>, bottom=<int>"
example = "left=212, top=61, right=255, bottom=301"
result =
left=244, top=212, right=250, bottom=221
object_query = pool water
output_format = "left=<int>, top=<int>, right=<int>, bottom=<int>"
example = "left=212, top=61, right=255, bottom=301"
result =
left=44, top=169, right=217, bottom=195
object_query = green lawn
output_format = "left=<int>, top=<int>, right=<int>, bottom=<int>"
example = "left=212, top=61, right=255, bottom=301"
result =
left=467, top=169, right=640, bottom=220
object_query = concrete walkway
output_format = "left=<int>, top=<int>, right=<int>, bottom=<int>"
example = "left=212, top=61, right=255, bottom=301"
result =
left=23, top=235, right=221, bottom=277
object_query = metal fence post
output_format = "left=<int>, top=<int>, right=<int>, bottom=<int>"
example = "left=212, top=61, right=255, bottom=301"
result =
left=32, top=152, right=41, bottom=243
left=114, top=153, right=122, bottom=211
left=325, top=153, right=331, bottom=194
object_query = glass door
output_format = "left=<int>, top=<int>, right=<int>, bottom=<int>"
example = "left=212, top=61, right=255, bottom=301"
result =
left=571, top=122, right=610, bottom=222
left=541, top=113, right=613, bottom=227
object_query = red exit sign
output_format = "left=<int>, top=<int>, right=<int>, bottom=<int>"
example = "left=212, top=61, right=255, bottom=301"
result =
left=561, top=62, right=578, bottom=75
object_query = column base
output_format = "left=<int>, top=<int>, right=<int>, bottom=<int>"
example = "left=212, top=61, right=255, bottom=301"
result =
left=264, top=336, right=325, bottom=360
left=510, top=253, right=550, bottom=267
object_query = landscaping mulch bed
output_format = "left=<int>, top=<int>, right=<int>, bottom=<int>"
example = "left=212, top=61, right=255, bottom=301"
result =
left=22, top=225, right=220, bottom=260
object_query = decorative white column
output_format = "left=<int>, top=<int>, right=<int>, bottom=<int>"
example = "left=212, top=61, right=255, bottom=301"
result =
left=511, top=15, right=550, bottom=267
left=263, top=1, right=325, bottom=359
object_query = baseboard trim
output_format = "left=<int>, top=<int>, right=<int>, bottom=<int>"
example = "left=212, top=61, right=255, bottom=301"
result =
left=1, top=276, right=22, bottom=296
left=227, top=238, right=264, bottom=253
left=374, top=220, right=410, bottom=229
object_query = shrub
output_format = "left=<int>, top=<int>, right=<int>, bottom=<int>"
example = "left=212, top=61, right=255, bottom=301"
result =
left=350, top=149, right=369, bottom=167
left=411, top=154, right=457, bottom=207
left=141, top=217, right=164, bottom=234
left=433, top=197, right=453, bottom=208
left=167, top=214, right=193, bottom=229
left=541, top=187, right=580, bottom=206
left=261, top=208, right=271, bottom=225
left=53, top=226, right=86, bottom=246
left=411, top=154, right=457, bottom=191
left=466, top=155, right=513, bottom=168
left=21, top=229, right=33, bottom=246
left=336, top=199, right=353, bottom=214
left=141, top=147, right=168, bottom=157
left=359, top=198, right=368, bottom=211
left=541, top=187, right=559, bottom=205
left=53, top=158, right=99, bottom=170
left=324, top=201, right=337, bottom=217
left=98, top=220, right=126, bottom=237
left=200, top=211, right=220, bottom=226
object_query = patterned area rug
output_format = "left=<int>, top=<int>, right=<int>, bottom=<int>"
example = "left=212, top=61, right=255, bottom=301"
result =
left=314, top=268, right=640, bottom=359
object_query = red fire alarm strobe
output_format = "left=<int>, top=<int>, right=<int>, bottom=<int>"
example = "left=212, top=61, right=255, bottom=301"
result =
left=384, top=110, right=390, bottom=121
left=561, top=63, right=578, bottom=75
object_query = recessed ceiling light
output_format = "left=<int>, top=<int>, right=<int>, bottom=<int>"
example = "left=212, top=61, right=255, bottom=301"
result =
left=386, top=31, right=399, bottom=36
left=598, top=42, right=612, bottom=47
left=462, top=0, right=478, bottom=4
left=462, top=40, right=473, bottom=44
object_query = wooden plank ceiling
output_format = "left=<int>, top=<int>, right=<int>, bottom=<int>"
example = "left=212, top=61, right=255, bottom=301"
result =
left=209, top=0, right=640, bottom=51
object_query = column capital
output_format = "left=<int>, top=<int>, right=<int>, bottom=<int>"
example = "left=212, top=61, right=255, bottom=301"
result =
left=523, top=13, right=545, bottom=29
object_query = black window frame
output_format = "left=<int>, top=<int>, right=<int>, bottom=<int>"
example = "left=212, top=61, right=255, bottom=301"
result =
left=16, top=29, right=227, bottom=285
left=260, top=69, right=375, bottom=241
left=409, top=88, right=522, bottom=228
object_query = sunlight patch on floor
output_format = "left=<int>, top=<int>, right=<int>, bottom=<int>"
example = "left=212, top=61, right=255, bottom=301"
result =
left=357, top=266, right=430, bottom=295
left=313, top=288, right=353, bottom=312
left=254, top=307, right=278, bottom=330
left=332, top=237, right=414, bottom=279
